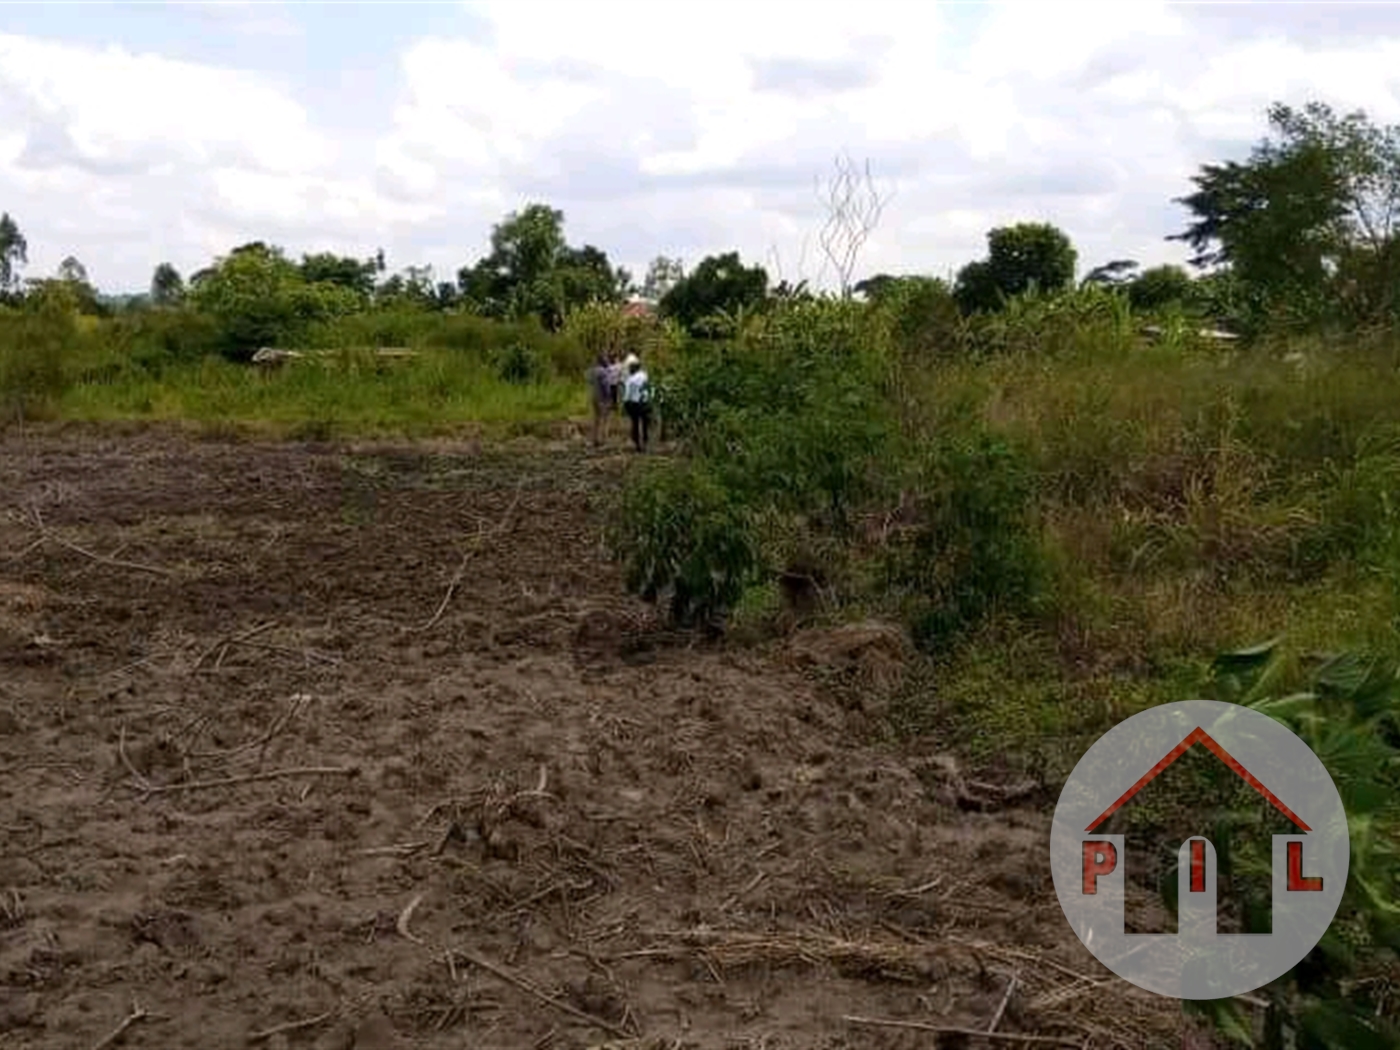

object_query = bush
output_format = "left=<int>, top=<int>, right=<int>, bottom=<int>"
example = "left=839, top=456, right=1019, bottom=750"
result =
left=886, top=424, right=1047, bottom=651
left=0, top=300, right=78, bottom=421
left=611, top=298, right=897, bottom=629
left=492, top=341, right=546, bottom=385
left=609, top=460, right=762, bottom=629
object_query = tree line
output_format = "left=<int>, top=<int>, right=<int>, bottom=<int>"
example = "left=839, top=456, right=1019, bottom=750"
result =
left=0, top=98, right=1396, bottom=355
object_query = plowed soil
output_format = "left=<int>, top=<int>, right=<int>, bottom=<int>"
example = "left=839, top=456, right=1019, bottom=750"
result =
left=0, top=427, right=1183, bottom=1049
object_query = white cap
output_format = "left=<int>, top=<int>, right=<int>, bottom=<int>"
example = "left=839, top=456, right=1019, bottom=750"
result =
left=624, top=353, right=640, bottom=367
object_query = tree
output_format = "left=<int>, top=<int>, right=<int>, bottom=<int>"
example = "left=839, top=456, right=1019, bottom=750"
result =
left=853, top=273, right=900, bottom=303
left=1128, top=264, right=1194, bottom=311
left=457, top=204, right=629, bottom=328
left=151, top=263, right=185, bottom=306
left=0, top=212, right=28, bottom=294
left=187, top=242, right=359, bottom=359
left=657, top=252, right=769, bottom=335
left=299, top=252, right=379, bottom=299
left=1170, top=100, right=1400, bottom=327
left=57, top=256, right=87, bottom=285
left=1082, top=259, right=1139, bottom=287
left=815, top=153, right=895, bottom=298
left=954, top=222, right=1078, bottom=314
left=640, top=256, right=685, bottom=302
left=44, top=255, right=102, bottom=314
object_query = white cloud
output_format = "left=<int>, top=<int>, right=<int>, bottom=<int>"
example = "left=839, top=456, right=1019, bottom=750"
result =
left=1, top=2, right=1400, bottom=291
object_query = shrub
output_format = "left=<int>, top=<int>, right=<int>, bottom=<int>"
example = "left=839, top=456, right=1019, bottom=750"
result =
left=0, top=300, right=78, bottom=421
left=886, top=424, right=1047, bottom=650
left=492, top=341, right=546, bottom=385
left=609, top=459, right=762, bottom=629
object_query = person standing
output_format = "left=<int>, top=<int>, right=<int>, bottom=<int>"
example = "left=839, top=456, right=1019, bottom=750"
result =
left=621, top=353, right=652, bottom=453
left=586, top=352, right=611, bottom=448
left=606, top=352, right=625, bottom=420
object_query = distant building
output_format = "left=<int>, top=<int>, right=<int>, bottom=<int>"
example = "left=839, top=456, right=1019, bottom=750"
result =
left=622, top=298, right=657, bottom=320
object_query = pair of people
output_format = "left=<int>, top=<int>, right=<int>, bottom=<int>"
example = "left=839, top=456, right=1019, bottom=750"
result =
left=589, top=351, right=652, bottom=452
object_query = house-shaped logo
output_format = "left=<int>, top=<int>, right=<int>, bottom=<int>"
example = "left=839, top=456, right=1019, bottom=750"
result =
left=1051, top=701, right=1349, bottom=999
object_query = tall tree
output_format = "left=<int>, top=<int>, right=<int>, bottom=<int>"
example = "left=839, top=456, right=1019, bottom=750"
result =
left=954, top=222, right=1077, bottom=314
left=299, top=252, right=380, bottom=299
left=658, top=251, right=769, bottom=335
left=0, top=212, right=28, bottom=293
left=1128, top=264, right=1194, bottom=311
left=457, top=204, right=628, bottom=328
left=1170, top=100, right=1400, bottom=325
left=57, top=256, right=88, bottom=285
left=151, top=262, right=185, bottom=306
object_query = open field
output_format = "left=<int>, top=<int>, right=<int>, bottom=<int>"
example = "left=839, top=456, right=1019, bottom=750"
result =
left=0, top=427, right=1188, bottom=1049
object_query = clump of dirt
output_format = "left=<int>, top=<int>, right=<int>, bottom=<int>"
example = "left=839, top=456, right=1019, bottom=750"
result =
left=0, top=426, right=1182, bottom=1049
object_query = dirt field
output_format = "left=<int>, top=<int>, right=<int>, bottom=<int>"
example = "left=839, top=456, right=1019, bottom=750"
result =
left=0, top=427, right=1184, bottom=1049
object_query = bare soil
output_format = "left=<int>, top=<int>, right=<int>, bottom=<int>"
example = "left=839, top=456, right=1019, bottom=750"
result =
left=0, top=427, right=1183, bottom=1049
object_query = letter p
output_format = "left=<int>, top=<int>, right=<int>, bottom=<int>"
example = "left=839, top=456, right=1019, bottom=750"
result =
left=1082, top=840, right=1117, bottom=894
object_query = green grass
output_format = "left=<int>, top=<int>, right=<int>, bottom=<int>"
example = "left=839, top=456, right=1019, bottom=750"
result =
left=54, top=350, right=588, bottom=437
left=891, top=332, right=1400, bottom=773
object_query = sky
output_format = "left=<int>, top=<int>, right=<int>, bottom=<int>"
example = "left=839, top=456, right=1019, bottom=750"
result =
left=1, top=1, right=1400, bottom=294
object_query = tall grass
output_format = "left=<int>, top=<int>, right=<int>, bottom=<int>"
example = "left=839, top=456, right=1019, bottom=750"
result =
left=0, top=308, right=593, bottom=436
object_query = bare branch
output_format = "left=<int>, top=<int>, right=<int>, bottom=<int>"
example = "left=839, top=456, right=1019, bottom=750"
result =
left=814, top=152, right=896, bottom=298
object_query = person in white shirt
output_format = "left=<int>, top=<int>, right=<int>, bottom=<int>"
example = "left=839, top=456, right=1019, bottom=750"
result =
left=621, top=353, right=652, bottom=452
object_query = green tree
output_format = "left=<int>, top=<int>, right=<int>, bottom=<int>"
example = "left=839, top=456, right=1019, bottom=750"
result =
left=1128, top=264, right=1194, bottom=311
left=458, top=203, right=566, bottom=320
left=299, top=252, right=379, bottom=299
left=0, top=212, right=28, bottom=295
left=658, top=251, right=769, bottom=335
left=150, top=262, right=184, bottom=306
left=1081, top=259, right=1139, bottom=287
left=456, top=204, right=626, bottom=328
left=375, top=264, right=440, bottom=311
left=56, top=255, right=87, bottom=285
left=1171, top=101, right=1400, bottom=328
left=187, top=242, right=359, bottom=360
left=954, top=222, right=1078, bottom=314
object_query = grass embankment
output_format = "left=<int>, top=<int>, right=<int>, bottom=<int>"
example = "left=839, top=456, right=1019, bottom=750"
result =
left=908, top=335, right=1400, bottom=775
left=55, top=352, right=586, bottom=438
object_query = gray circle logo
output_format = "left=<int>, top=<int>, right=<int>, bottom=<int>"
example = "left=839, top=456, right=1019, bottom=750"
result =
left=1050, top=700, right=1348, bottom=999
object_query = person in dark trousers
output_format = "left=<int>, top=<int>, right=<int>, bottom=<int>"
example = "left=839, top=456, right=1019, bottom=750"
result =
left=586, top=352, right=612, bottom=448
left=621, top=353, right=652, bottom=452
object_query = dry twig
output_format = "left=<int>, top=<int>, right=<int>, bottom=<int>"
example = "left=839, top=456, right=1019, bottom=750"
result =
left=990, top=972, right=1019, bottom=1033
left=455, top=947, right=630, bottom=1039
left=89, top=1002, right=150, bottom=1050
left=247, top=1011, right=334, bottom=1043
left=397, top=893, right=425, bottom=944
left=137, top=766, right=357, bottom=797
left=192, top=621, right=278, bottom=671
left=412, top=484, right=524, bottom=632
left=28, top=507, right=172, bottom=578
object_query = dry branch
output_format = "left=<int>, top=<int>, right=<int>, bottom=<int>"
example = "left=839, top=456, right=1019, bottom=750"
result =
left=89, top=1002, right=150, bottom=1050
left=27, top=507, right=173, bottom=578
left=137, top=766, right=357, bottom=797
left=397, top=893, right=425, bottom=944
left=990, top=972, right=1019, bottom=1033
left=412, top=484, right=525, bottom=633
left=247, top=1011, right=334, bottom=1043
left=454, top=947, right=631, bottom=1040
left=843, top=1015, right=1079, bottom=1045
left=192, top=621, right=278, bottom=672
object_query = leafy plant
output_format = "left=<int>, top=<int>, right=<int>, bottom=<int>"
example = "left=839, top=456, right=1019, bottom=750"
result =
left=609, top=460, right=762, bottom=630
left=1186, top=640, right=1400, bottom=1049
